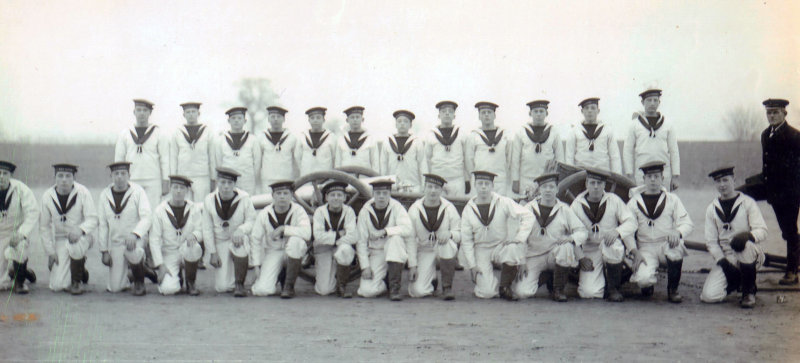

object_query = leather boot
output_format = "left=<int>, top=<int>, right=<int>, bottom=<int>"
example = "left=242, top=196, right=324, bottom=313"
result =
left=335, top=264, right=352, bottom=298
left=19, top=260, right=35, bottom=284
left=69, top=258, right=84, bottom=295
left=144, top=265, right=159, bottom=284
left=130, top=262, right=146, bottom=296
left=778, top=271, right=798, bottom=285
left=740, top=262, right=757, bottom=309
left=198, top=242, right=207, bottom=270
left=440, top=258, right=456, bottom=301
left=552, top=266, right=568, bottom=302
left=667, top=259, right=683, bottom=303
left=539, top=270, right=554, bottom=293
left=184, top=260, right=200, bottom=296
left=605, top=263, right=624, bottom=302
left=641, top=286, right=654, bottom=297
left=388, top=262, right=403, bottom=301
left=10, top=261, right=29, bottom=294
left=80, top=257, right=89, bottom=284
left=498, top=264, right=519, bottom=301
left=281, top=258, right=301, bottom=299
left=232, top=255, right=249, bottom=297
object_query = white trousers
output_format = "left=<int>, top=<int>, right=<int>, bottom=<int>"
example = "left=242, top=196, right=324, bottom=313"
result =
left=630, top=240, right=687, bottom=289
left=49, top=236, right=92, bottom=291
left=105, top=244, right=145, bottom=293
left=314, top=244, right=356, bottom=295
left=700, top=242, right=764, bottom=303
left=578, top=240, right=626, bottom=299
left=472, top=243, right=525, bottom=299
left=0, top=234, right=28, bottom=289
left=357, top=235, right=409, bottom=298
left=513, top=243, right=577, bottom=299
left=408, top=240, right=458, bottom=298
left=251, top=237, right=308, bottom=296
left=134, top=178, right=165, bottom=213
left=442, top=177, right=466, bottom=198
left=187, top=176, right=211, bottom=203
left=158, top=244, right=203, bottom=295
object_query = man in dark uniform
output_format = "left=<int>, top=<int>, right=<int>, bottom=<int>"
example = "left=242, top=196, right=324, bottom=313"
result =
left=761, top=98, right=800, bottom=285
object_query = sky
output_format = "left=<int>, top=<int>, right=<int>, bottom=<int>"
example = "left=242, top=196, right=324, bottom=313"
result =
left=1, top=0, right=798, bottom=143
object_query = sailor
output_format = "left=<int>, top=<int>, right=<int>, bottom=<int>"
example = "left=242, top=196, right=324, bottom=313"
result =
left=215, top=107, right=261, bottom=195
left=425, top=101, right=470, bottom=197
left=511, top=100, right=565, bottom=197
left=259, top=106, right=301, bottom=194
left=465, top=102, right=513, bottom=196
left=312, top=181, right=359, bottom=297
left=381, top=110, right=427, bottom=193
left=565, top=98, right=622, bottom=174
left=335, top=106, right=380, bottom=172
left=170, top=102, right=216, bottom=202
left=0, top=161, right=39, bottom=294
left=298, top=107, right=337, bottom=177
left=623, top=89, right=681, bottom=189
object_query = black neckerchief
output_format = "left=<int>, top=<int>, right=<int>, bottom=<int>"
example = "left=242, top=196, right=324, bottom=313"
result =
left=532, top=202, right=559, bottom=235
left=389, top=135, right=413, bottom=161
left=269, top=208, right=291, bottom=229
left=637, top=192, right=666, bottom=226
left=419, top=203, right=445, bottom=233
left=226, top=131, right=249, bottom=152
left=477, top=128, right=503, bottom=153
left=346, top=131, right=367, bottom=156
left=130, top=124, right=157, bottom=153
left=109, top=187, right=130, bottom=217
left=370, top=205, right=391, bottom=230
left=265, top=130, right=289, bottom=151
left=524, top=124, right=551, bottom=153
left=53, top=189, right=78, bottom=222
left=167, top=203, right=189, bottom=231
left=715, top=194, right=740, bottom=231
left=306, top=130, right=329, bottom=156
left=182, top=124, right=206, bottom=147
left=581, top=123, right=603, bottom=152
left=638, top=114, right=664, bottom=138
left=0, top=187, right=12, bottom=213
left=434, top=126, right=458, bottom=151
left=582, top=196, right=607, bottom=233
left=325, top=207, right=344, bottom=232
left=215, top=192, right=240, bottom=227
left=472, top=202, right=495, bottom=227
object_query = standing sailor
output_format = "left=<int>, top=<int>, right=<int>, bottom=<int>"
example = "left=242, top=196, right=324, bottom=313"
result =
left=381, top=110, right=427, bottom=193
left=335, top=106, right=380, bottom=172
left=96, top=162, right=152, bottom=294
left=0, top=161, right=38, bottom=294
left=203, top=168, right=257, bottom=295
left=407, top=174, right=462, bottom=300
left=425, top=101, right=469, bottom=197
left=465, top=102, right=513, bottom=196
left=259, top=106, right=300, bottom=194
left=312, top=181, right=359, bottom=297
left=215, top=107, right=261, bottom=195
left=512, top=100, right=565, bottom=196
left=565, top=98, right=622, bottom=174
left=623, top=89, right=680, bottom=189
left=298, top=107, right=337, bottom=176
left=149, top=176, right=204, bottom=295
left=114, top=99, right=170, bottom=210
left=40, top=164, right=97, bottom=294
left=170, top=102, right=216, bottom=202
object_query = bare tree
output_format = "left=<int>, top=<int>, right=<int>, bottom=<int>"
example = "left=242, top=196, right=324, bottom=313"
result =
left=724, top=106, right=766, bottom=141
left=235, top=78, right=280, bottom=133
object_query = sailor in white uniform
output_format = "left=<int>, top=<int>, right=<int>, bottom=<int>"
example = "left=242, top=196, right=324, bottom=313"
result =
left=511, top=100, right=564, bottom=197
left=465, top=102, right=513, bottom=196
left=425, top=101, right=469, bottom=197
left=312, top=181, right=359, bottom=297
left=623, top=89, right=680, bottom=190
left=335, top=106, right=380, bottom=172
left=565, top=98, right=622, bottom=174
left=381, top=110, right=427, bottom=193
left=259, top=106, right=301, bottom=194
left=215, top=107, right=262, bottom=195
left=0, top=161, right=39, bottom=294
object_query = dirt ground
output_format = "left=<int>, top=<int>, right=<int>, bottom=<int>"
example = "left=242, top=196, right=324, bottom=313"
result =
left=2, top=187, right=799, bottom=362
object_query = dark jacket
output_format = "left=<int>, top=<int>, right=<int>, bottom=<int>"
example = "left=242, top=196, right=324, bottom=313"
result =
left=761, top=121, right=800, bottom=202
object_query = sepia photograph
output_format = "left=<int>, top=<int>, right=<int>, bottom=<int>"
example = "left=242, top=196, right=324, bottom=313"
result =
left=1, top=0, right=799, bottom=361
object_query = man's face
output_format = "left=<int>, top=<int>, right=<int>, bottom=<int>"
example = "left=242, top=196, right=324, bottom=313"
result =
left=133, top=106, right=152, bottom=123
left=643, top=172, right=664, bottom=192
left=0, top=170, right=11, bottom=189
left=715, top=175, right=735, bottom=196
left=373, top=189, right=391, bottom=208
left=217, top=178, right=236, bottom=194
left=530, top=108, right=547, bottom=123
left=478, top=109, right=496, bottom=125
left=581, top=104, right=599, bottom=121
left=766, top=108, right=787, bottom=126
left=642, top=96, right=660, bottom=114
left=395, top=116, right=411, bottom=134
left=423, top=182, right=443, bottom=200
left=326, top=190, right=346, bottom=209
left=475, top=179, right=493, bottom=198
left=585, top=178, right=606, bottom=198
left=228, top=114, right=246, bottom=130
left=55, top=171, right=75, bottom=191
left=273, top=189, right=293, bottom=209
left=438, top=106, right=455, bottom=124
left=170, top=183, right=188, bottom=202
left=538, top=181, right=558, bottom=200
left=268, top=113, right=285, bottom=130
left=308, top=113, right=325, bottom=130
left=183, top=108, right=199, bottom=123
left=347, top=113, right=364, bottom=130
left=111, top=170, right=130, bottom=189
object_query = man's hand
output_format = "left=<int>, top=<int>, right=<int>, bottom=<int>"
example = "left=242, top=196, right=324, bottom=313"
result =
left=232, top=229, right=245, bottom=245
left=101, top=251, right=112, bottom=267
left=370, top=229, right=386, bottom=240
left=185, top=233, right=198, bottom=247
left=337, top=229, right=347, bottom=238
left=666, top=231, right=681, bottom=248
left=602, top=231, right=619, bottom=247
left=124, top=233, right=139, bottom=251
left=436, top=231, right=451, bottom=245
left=512, top=181, right=520, bottom=194
left=48, top=255, right=58, bottom=270
left=464, top=181, right=471, bottom=195
left=730, top=232, right=754, bottom=252
left=579, top=257, right=594, bottom=271
left=671, top=175, right=680, bottom=191
left=253, top=266, right=261, bottom=278
left=161, top=180, right=170, bottom=196
left=68, top=227, right=83, bottom=244
left=470, top=267, right=480, bottom=283
left=630, top=249, right=644, bottom=271
left=555, top=238, right=572, bottom=246
left=270, top=226, right=285, bottom=241
left=362, top=267, right=373, bottom=280
left=408, top=266, right=418, bottom=282
left=209, top=253, right=221, bottom=268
